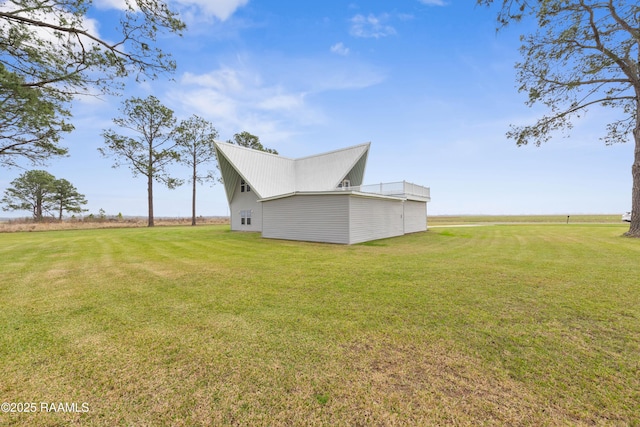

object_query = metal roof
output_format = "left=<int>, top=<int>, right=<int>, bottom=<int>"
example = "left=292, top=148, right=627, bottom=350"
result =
left=214, top=141, right=370, bottom=201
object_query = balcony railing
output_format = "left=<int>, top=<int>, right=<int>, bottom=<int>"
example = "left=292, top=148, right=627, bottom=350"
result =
left=342, top=181, right=430, bottom=200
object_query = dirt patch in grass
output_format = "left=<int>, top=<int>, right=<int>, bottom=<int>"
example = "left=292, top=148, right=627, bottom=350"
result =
left=333, top=338, right=585, bottom=426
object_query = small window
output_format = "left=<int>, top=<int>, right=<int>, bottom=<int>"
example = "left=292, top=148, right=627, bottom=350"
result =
left=241, top=179, right=250, bottom=193
left=240, top=210, right=252, bottom=226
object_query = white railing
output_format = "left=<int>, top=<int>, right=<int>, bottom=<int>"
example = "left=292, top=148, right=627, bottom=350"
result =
left=345, top=181, right=430, bottom=200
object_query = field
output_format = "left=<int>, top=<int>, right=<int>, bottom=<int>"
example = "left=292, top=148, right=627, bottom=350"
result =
left=0, top=216, right=229, bottom=233
left=1, top=219, right=639, bottom=425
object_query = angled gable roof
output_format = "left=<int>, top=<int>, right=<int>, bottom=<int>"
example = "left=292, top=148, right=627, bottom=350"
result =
left=214, top=141, right=370, bottom=201
left=215, top=142, right=294, bottom=201
left=294, top=143, right=369, bottom=191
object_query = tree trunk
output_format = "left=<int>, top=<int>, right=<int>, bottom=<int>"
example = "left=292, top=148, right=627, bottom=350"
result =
left=191, top=156, right=197, bottom=226
left=191, top=177, right=197, bottom=226
left=35, top=193, right=43, bottom=221
left=148, top=174, right=154, bottom=227
left=147, top=143, right=155, bottom=227
left=626, top=122, right=640, bottom=237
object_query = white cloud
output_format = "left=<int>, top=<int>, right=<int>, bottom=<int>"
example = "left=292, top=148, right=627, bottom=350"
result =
left=182, top=67, right=305, bottom=114
left=93, top=0, right=248, bottom=21
left=0, top=2, right=103, bottom=53
left=350, top=13, right=396, bottom=39
left=302, top=62, right=385, bottom=92
left=257, top=93, right=305, bottom=111
left=175, top=0, right=249, bottom=21
left=169, top=55, right=385, bottom=143
left=330, top=42, right=350, bottom=56
left=173, top=65, right=312, bottom=142
left=181, top=66, right=248, bottom=93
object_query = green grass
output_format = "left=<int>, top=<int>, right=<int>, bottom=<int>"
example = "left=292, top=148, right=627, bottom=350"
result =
left=1, top=224, right=639, bottom=425
left=429, top=213, right=623, bottom=225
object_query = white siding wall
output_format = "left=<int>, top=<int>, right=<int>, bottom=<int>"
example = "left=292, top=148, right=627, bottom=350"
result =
left=349, top=196, right=404, bottom=244
left=403, top=200, right=427, bottom=234
left=230, top=181, right=262, bottom=232
left=262, top=195, right=350, bottom=244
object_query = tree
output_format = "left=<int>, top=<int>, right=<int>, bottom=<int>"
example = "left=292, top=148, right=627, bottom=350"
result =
left=2, top=169, right=56, bottom=220
left=0, top=70, right=73, bottom=168
left=99, top=95, right=181, bottom=227
left=1, top=169, right=55, bottom=220
left=0, top=0, right=185, bottom=168
left=175, top=115, right=219, bottom=226
left=227, top=131, right=279, bottom=154
left=1, top=170, right=88, bottom=220
left=50, top=178, right=87, bottom=220
left=477, top=1, right=640, bottom=236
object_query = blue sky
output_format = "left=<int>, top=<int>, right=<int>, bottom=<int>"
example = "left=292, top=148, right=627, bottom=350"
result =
left=2, top=0, right=634, bottom=217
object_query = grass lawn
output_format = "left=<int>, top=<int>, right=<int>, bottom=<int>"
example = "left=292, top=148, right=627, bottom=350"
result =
left=428, top=214, right=624, bottom=225
left=1, top=222, right=639, bottom=425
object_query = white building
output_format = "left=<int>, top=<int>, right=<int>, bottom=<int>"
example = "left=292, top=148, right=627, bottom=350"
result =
left=214, top=141, right=430, bottom=244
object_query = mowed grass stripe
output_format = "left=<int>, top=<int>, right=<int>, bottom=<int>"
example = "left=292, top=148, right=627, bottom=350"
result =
left=0, top=224, right=638, bottom=425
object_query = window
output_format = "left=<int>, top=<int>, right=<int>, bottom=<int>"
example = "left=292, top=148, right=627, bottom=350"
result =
left=240, top=210, right=252, bottom=226
left=338, top=179, right=351, bottom=189
left=241, top=179, right=250, bottom=193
